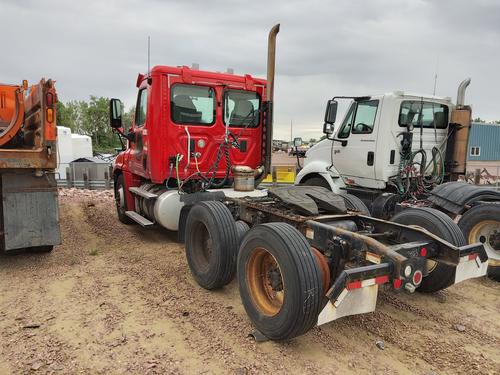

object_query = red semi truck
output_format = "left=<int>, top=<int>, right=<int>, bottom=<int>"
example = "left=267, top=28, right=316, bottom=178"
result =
left=110, top=25, right=488, bottom=340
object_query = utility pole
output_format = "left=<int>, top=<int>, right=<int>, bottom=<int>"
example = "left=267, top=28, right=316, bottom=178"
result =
left=290, top=119, right=293, bottom=142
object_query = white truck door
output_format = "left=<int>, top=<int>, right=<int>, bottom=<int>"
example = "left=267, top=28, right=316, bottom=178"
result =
left=331, top=99, right=384, bottom=189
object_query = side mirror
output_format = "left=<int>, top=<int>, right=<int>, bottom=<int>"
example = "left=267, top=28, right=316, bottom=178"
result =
left=293, top=137, right=303, bottom=147
left=109, top=98, right=123, bottom=129
left=324, top=100, right=338, bottom=126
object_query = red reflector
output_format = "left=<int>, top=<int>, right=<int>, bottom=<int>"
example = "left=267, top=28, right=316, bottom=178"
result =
left=393, top=278, right=402, bottom=289
left=375, top=275, right=389, bottom=285
left=420, top=247, right=428, bottom=257
left=413, top=271, right=423, bottom=285
left=468, top=253, right=478, bottom=260
left=347, top=280, right=362, bottom=290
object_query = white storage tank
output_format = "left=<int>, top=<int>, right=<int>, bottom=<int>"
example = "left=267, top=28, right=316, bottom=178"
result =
left=56, top=126, right=93, bottom=180
left=71, top=134, right=93, bottom=160
left=56, top=126, right=73, bottom=179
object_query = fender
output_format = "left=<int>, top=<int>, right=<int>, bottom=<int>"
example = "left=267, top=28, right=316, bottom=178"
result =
left=429, top=181, right=500, bottom=215
left=295, top=160, right=346, bottom=194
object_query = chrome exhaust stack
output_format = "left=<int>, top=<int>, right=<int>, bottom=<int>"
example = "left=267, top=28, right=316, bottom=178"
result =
left=456, top=78, right=471, bottom=108
left=258, top=24, right=280, bottom=183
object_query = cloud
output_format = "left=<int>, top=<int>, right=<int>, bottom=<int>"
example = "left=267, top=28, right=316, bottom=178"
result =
left=1, top=0, right=498, bottom=140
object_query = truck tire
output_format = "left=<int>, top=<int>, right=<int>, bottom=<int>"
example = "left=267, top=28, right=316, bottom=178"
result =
left=392, top=207, right=466, bottom=293
left=302, top=176, right=330, bottom=189
left=458, top=204, right=500, bottom=282
left=235, top=220, right=250, bottom=245
left=185, top=201, right=238, bottom=290
left=115, top=174, right=133, bottom=225
left=238, top=223, right=323, bottom=340
left=338, top=193, right=370, bottom=215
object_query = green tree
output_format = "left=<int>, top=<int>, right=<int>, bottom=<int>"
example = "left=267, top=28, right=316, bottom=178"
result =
left=57, top=96, right=123, bottom=153
left=122, top=106, right=135, bottom=129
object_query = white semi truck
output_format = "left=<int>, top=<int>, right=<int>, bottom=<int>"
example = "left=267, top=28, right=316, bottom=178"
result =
left=296, top=80, right=500, bottom=279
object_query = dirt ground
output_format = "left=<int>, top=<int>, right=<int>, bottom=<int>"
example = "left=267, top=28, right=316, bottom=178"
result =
left=0, top=190, right=499, bottom=375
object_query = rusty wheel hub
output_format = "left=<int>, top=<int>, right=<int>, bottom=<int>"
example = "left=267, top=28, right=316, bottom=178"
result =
left=246, top=247, right=284, bottom=316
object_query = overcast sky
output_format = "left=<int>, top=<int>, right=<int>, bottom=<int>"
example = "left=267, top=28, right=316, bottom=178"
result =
left=1, top=0, right=499, bottom=140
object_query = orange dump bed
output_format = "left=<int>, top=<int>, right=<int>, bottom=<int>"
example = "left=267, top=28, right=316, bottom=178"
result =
left=0, top=79, right=57, bottom=170
left=0, top=84, right=24, bottom=146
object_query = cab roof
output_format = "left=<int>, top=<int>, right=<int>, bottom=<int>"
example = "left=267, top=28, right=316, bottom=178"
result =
left=137, top=65, right=266, bottom=89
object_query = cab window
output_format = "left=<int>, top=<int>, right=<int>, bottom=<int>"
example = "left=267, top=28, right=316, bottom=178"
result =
left=136, top=88, right=148, bottom=127
left=337, top=102, right=356, bottom=138
left=171, top=84, right=215, bottom=125
left=351, top=100, right=379, bottom=134
left=399, top=101, right=449, bottom=129
left=223, top=90, right=260, bottom=127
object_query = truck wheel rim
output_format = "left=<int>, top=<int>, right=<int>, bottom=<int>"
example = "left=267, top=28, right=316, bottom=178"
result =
left=469, top=220, right=500, bottom=254
left=191, top=222, right=212, bottom=272
left=246, top=247, right=284, bottom=316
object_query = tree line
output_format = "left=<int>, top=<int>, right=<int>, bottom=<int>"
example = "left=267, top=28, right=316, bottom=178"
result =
left=56, top=97, right=135, bottom=153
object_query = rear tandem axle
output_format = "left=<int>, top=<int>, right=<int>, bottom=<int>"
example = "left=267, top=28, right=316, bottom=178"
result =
left=180, top=186, right=488, bottom=340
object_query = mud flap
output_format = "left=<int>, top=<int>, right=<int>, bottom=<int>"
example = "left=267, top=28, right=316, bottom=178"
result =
left=317, top=284, right=379, bottom=326
left=454, top=255, right=488, bottom=284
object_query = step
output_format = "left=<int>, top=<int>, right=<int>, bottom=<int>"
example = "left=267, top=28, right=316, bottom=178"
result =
left=129, top=186, right=158, bottom=200
left=125, top=211, right=154, bottom=227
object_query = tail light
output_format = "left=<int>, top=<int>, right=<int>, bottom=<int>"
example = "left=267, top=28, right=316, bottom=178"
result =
left=393, top=278, right=402, bottom=289
left=413, top=270, right=423, bottom=285
left=46, top=108, right=54, bottom=123
left=46, top=92, right=54, bottom=108
left=420, top=247, right=428, bottom=257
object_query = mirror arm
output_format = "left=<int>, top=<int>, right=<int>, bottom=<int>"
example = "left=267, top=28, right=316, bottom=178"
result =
left=328, top=135, right=348, bottom=147
left=113, top=127, right=135, bottom=143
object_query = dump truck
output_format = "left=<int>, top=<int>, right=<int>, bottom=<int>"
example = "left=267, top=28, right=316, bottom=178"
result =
left=0, top=79, right=60, bottom=253
left=295, top=81, right=500, bottom=280
left=109, top=25, right=488, bottom=340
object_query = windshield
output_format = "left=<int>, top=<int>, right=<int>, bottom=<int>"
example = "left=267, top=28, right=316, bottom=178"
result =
left=171, top=84, right=215, bottom=125
left=224, top=90, right=260, bottom=127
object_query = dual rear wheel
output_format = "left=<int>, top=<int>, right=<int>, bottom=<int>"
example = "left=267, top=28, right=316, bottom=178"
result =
left=184, top=202, right=324, bottom=340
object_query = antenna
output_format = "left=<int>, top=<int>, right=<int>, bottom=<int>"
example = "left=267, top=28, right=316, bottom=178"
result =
left=147, top=36, right=151, bottom=75
left=433, top=55, right=439, bottom=95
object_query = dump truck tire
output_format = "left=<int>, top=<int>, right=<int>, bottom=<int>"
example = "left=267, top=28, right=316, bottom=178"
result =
left=392, top=207, right=466, bottom=293
left=238, top=223, right=323, bottom=340
left=458, top=204, right=500, bottom=282
left=115, top=174, right=133, bottom=225
left=339, top=193, right=370, bottom=215
left=235, top=220, right=250, bottom=245
left=185, top=201, right=238, bottom=290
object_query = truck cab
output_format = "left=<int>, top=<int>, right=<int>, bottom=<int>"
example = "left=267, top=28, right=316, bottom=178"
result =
left=110, top=66, right=270, bottom=229
left=297, top=92, right=453, bottom=192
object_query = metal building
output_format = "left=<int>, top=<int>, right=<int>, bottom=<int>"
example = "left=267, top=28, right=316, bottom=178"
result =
left=467, top=122, right=500, bottom=178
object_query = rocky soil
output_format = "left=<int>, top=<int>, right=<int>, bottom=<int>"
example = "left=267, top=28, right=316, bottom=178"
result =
left=0, top=189, right=498, bottom=374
